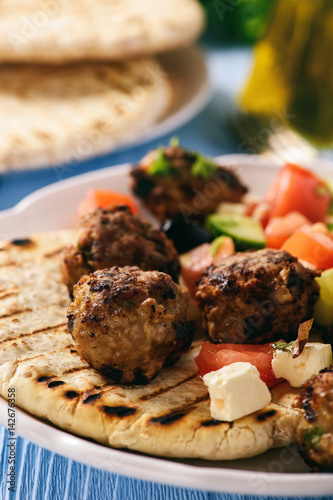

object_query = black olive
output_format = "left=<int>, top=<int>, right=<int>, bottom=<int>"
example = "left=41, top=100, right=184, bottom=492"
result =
left=161, top=218, right=212, bottom=254
left=132, top=174, right=155, bottom=198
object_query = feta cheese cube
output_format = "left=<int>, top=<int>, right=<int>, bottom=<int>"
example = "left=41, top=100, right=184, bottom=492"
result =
left=272, top=342, right=332, bottom=387
left=203, top=362, right=271, bottom=422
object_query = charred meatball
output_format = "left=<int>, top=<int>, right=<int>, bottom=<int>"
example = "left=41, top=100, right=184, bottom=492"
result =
left=196, top=249, right=319, bottom=344
left=62, top=205, right=179, bottom=295
left=131, top=143, right=247, bottom=222
left=67, top=266, right=194, bottom=385
left=294, top=365, right=333, bottom=471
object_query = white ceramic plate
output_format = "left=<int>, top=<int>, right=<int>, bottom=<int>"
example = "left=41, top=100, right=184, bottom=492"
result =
left=0, top=154, right=333, bottom=496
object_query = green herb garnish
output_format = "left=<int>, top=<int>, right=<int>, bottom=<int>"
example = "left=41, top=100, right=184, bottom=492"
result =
left=170, top=136, right=180, bottom=147
left=303, top=427, right=325, bottom=448
left=147, top=148, right=174, bottom=176
left=272, top=340, right=297, bottom=355
left=147, top=139, right=217, bottom=179
left=191, top=154, right=217, bottom=179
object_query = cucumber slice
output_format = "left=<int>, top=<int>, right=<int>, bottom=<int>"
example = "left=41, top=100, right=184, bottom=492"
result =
left=314, top=269, right=333, bottom=328
left=205, top=214, right=266, bottom=251
left=210, top=236, right=227, bottom=257
left=216, top=202, right=247, bottom=216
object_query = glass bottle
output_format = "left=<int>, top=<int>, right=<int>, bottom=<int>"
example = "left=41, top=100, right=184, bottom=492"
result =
left=239, top=0, right=333, bottom=147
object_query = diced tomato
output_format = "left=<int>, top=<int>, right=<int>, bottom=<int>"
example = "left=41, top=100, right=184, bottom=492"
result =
left=250, top=201, right=271, bottom=228
left=180, top=243, right=212, bottom=297
left=282, top=224, right=333, bottom=270
left=211, top=236, right=235, bottom=263
left=195, top=342, right=280, bottom=388
left=75, top=189, right=139, bottom=225
left=265, top=211, right=311, bottom=249
left=180, top=237, right=235, bottom=297
left=245, top=201, right=258, bottom=217
left=264, top=164, right=331, bottom=223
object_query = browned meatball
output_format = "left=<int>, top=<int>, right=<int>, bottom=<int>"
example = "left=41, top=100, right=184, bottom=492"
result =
left=67, top=266, right=194, bottom=384
left=294, top=366, right=333, bottom=471
left=195, top=249, right=319, bottom=344
left=131, top=144, right=247, bottom=222
left=62, top=205, right=179, bottom=295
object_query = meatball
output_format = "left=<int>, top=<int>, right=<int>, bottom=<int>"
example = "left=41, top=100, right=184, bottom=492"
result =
left=62, top=205, right=179, bottom=295
left=67, top=266, right=194, bottom=385
left=294, top=366, right=333, bottom=471
left=195, top=249, right=319, bottom=344
left=131, top=144, right=247, bottom=222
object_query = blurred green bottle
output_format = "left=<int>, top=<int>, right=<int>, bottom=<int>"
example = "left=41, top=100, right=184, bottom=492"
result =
left=239, top=0, right=333, bottom=146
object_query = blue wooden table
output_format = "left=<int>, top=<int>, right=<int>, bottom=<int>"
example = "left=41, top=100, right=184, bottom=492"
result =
left=0, top=47, right=331, bottom=500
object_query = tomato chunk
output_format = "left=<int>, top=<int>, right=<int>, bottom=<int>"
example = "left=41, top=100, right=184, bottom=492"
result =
left=282, top=224, right=333, bottom=270
left=264, top=164, right=331, bottom=223
left=180, top=237, right=235, bottom=297
left=76, top=189, right=139, bottom=224
left=195, top=342, right=279, bottom=387
left=265, top=211, right=310, bottom=249
left=180, top=243, right=212, bottom=297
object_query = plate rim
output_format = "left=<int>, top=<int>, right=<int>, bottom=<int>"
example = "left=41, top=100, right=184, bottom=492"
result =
left=1, top=154, right=333, bottom=495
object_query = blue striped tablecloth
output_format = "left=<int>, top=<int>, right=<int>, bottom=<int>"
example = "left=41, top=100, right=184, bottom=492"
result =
left=0, top=47, right=332, bottom=500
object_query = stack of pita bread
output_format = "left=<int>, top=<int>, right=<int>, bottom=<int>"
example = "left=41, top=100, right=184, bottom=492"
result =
left=0, top=0, right=205, bottom=172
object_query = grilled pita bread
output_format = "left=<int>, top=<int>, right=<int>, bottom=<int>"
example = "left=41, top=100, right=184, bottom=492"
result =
left=0, top=58, right=171, bottom=173
left=0, top=231, right=302, bottom=460
left=0, top=0, right=204, bottom=64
